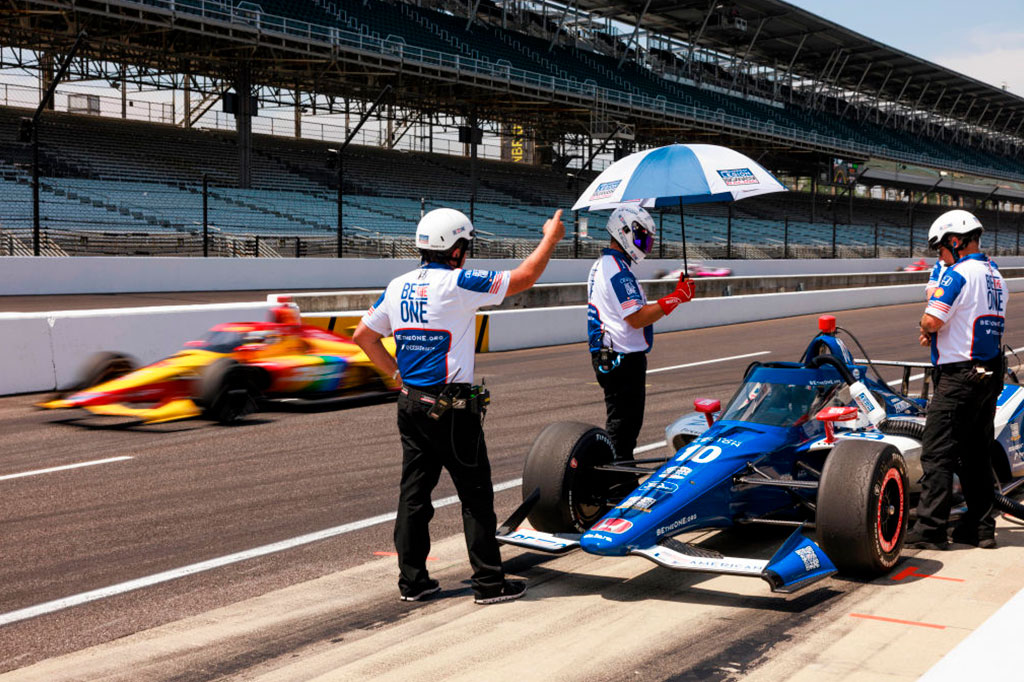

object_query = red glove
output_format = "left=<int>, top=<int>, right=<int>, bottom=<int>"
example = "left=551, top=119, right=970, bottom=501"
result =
left=657, top=276, right=695, bottom=315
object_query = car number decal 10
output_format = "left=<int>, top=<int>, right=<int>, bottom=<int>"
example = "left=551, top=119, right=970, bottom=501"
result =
left=677, top=442, right=723, bottom=464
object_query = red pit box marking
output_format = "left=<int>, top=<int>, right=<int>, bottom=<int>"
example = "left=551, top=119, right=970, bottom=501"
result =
left=891, top=566, right=965, bottom=582
left=849, top=613, right=946, bottom=630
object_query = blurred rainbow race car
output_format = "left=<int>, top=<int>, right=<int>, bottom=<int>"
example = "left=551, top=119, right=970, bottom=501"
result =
left=40, top=301, right=398, bottom=424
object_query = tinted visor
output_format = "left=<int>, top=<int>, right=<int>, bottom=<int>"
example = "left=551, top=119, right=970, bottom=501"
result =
left=631, top=221, right=654, bottom=254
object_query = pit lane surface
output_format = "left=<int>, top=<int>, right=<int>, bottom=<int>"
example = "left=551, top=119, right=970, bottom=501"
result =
left=2, top=297, right=1023, bottom=680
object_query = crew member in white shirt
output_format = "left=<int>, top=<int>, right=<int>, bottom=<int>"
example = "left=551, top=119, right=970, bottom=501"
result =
left=905, top=209, right=1006, bottom=551
left=354, top=207, right=563, bottom=604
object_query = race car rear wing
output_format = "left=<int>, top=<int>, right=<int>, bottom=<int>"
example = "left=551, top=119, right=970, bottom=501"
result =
left=855, top=358, right=933, bottom=399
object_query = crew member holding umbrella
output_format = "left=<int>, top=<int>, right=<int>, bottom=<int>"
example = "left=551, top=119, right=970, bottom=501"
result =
left=573, top=143, right=788, bottom=465
left=588, top=205, right=694, bottom=464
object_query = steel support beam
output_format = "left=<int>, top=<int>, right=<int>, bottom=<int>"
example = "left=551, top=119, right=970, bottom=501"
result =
left=882, top=76, right=912, bottom=127
left=728, top=16, right=767, bottom=92
left=618, top=0, right=652, bottom=68
left=783, top=32, right=808, bottom=103
left=841, top=60, right=872, bottom=117
left=686, top=0, right=717, bottom=74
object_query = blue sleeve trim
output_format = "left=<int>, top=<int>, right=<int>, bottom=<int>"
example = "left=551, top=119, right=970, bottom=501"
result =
left=610, top=271, right=643, bottom=307
left=932, top=269, right=966, bottom=305
left=457, top=269, right=500, bottom=294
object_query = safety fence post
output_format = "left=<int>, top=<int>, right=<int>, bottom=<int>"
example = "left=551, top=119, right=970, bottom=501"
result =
left=994, top=208, right=1000, bottom=256
left=202, top=173, right=209, bottom=258
left=831, top=211, right=837, bottom=259
left=783, top=216, right=789, bottom=259
left=295, top=237, right=301, bottom=258
left=726, top=204, right=732, bottom=259
left=874, top=223, right=879, bottom=259
left=254, top=235, right=260, bottom=258
left=658, top=211, right=664, bottom=259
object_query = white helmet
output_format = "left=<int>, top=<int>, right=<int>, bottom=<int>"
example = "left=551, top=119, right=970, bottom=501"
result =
left=606, top=205, right=656, bottom=262
left=928, top=209, right=983, bottom=250
left=415, top=208, right=475, bottom=251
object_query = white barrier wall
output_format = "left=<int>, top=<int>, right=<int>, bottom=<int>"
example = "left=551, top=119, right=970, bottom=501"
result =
left=6, top=278, right=1024, bottom=396
left=0, top=315, right=57, bottom=395
left=0, top=302, right=270, bottom=394
left=7, top=255, right=1024, bottom=296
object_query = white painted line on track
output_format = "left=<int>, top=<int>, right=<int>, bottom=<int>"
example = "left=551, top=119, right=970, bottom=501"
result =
left=0, top=456, right=133, bottom=482
left=0, top=440, right=669, bottom=627
left=648, top=351, right=769, bottom=375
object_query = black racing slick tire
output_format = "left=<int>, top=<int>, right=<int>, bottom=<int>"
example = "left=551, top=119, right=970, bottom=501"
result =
left=66, top=352, right=136, bottom=393
left=817, top=439, right=909, bottom=577
left=197, top=358, right=259, bottom=424
left=522, top=421, right=616, bottom=533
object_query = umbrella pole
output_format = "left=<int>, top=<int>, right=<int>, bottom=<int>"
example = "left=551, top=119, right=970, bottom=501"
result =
left=679, top=196, right=688, bottom=277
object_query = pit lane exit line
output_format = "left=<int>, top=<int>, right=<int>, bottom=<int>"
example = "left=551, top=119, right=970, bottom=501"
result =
left=0, top=456, right=133, bottom=482
left=0, top=439, right=670, bottom=627
left=648, top=351, right=770, bottom=375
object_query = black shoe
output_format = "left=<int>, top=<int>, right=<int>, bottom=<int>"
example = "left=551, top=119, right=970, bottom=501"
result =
left=950, top=526, right=979, bottom=546
left=474, top=579, right=527, bottom=605
left=904, top=527, right=948, bottom=551
left=950, top=526, right=997, bottom=549
left=400, top=579, right=441, bottom=602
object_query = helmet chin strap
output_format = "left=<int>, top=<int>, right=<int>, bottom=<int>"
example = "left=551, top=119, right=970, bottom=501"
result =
left=947, top=236, right=961, bottom=262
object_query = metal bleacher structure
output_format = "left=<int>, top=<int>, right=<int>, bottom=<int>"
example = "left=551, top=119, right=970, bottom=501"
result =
left=0, top=0, right=1023, bottom=259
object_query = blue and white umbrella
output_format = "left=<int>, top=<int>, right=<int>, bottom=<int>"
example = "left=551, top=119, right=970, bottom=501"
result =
left=572, top=143, right=787, bottom=212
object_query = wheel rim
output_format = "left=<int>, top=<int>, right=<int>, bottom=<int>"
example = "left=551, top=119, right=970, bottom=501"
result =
left=569, top=461, right=606, bottom=527
left=876, top=467, right=905, bottom=553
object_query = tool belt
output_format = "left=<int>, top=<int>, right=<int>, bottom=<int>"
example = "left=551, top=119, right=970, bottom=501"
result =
left=401, top=383, right=490, bottom=419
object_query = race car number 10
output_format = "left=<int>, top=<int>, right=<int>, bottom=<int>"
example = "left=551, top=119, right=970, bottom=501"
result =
left=677, top=442, right=722, bottom=464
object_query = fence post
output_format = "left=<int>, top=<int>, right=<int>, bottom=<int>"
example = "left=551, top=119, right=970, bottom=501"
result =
left=831, top=210, right=837, bottom=259
left=658, top=211, right=664, bottom=259
left=295, top=237, right=301, bottom=258
left=726, top=204, right=732, bottom=259
left=874, top=223, right=879, bottom=259
left=254, top=235, right=260, bottom=258
left=783, top=217, right=789, bottom=259
left=202, top=173, right=209, bottom=257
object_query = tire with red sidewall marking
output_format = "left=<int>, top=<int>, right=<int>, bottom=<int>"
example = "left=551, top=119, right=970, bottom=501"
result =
left=817, top=439, right=908, bottom=577
left=522, top=421, right=616, bottom=533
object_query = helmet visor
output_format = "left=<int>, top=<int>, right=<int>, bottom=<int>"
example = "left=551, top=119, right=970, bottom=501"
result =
left=631, top=221, right=654, bottom=254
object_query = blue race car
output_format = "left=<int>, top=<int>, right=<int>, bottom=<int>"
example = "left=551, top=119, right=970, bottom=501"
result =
left=497, top=315, right=1024, bottom=592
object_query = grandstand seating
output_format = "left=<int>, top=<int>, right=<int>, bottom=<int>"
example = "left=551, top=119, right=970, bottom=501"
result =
left=0, top=101, right=1019, bottom=256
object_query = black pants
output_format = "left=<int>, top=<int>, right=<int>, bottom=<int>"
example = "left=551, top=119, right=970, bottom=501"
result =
left=914, top=361, right=1002, bottom=540
left=592, top=351, right=647, bottom=460
left=394, top=390, right=504, bottom=597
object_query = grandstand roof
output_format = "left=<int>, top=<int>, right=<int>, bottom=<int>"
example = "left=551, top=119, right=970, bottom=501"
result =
left=580, top=0, right=1024, bottom=130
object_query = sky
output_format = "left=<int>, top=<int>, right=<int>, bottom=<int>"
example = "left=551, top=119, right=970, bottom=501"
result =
left=787, top=1, right=1024, bottom=97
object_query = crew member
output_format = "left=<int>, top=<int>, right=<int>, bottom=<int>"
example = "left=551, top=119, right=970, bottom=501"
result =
left=587, top=205, right=695, bottom=465
left=906, top=209, right=1006, bottom=550
left=354, top=207, right=564, bottom=604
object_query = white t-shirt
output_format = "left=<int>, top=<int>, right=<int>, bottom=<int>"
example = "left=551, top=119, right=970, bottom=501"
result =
left=362, top=262, right=509, bottom=386
left=925, top=253, right=1006, bottom=365
left=587, top=248, right=652, bottom=354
